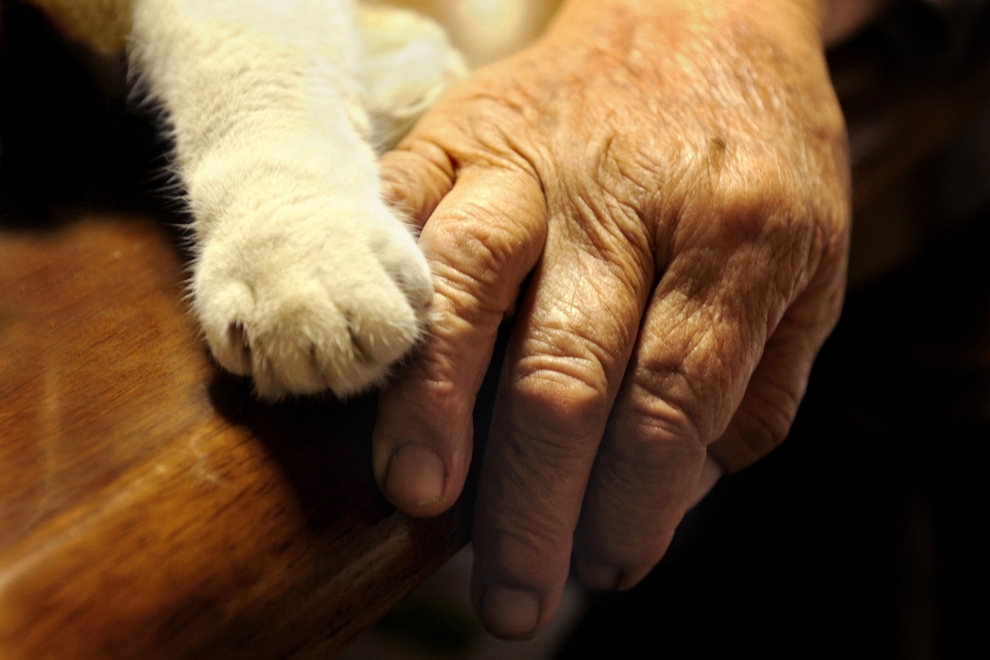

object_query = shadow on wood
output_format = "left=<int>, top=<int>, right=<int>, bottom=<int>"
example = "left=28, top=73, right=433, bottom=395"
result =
left=0, top=211, right=469, bottom=659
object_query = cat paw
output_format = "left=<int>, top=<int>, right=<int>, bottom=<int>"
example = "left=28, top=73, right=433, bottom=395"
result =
left=192, top=200, right=432, bottom=399
left=355, top=4, right=467, bottom=149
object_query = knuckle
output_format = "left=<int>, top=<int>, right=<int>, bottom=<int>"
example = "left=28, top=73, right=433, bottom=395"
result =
left=735, top=401, right=793, bottom=455
left=624, top=355, right=716, bottom=448
left=511, top=351, right=611, bottom=441
left=433, top=205, right=523, bottom=278
left=618, top=406, right=707, bottom=471
left=428, top=199, right=545, bottom=319
left=716, top=377, right=800, bottom=471
left=691, top=141, right=843, bottom=255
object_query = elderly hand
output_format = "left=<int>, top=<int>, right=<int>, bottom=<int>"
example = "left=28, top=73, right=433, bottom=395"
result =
left=373, top=0, right=850, bottom=639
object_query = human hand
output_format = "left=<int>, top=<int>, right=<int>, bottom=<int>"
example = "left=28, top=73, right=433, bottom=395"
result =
left=373, top=0, right=850, bottom=639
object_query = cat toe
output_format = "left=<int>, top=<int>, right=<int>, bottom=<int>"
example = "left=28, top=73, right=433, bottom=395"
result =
left=195, top=259, right=426, bottom=399
left=223, top=321, right=253, bottom=371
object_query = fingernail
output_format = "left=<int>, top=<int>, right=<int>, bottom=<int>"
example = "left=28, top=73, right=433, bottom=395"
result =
left=576, top=559, right=623, bottom=592
left=384, top=444, right=445, bottom=507
left=479, top=585, right=540, bottom=640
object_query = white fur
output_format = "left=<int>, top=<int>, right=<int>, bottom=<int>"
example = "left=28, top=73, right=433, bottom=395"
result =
left=127, top=0, right=465, bottom=398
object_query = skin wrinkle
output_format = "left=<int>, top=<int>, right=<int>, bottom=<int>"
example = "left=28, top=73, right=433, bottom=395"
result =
left=512, top=352, right=612, bottom=435
left=554, top=187, right=618, bottom=252
left=560, top=227, right=652, bottom=304
left=426, top=179, right=545, bottom=296
left=576, top=482, right=691, bottom=565
left=476, top=522, right=569, bottom=589
left=432, top=217, right=523, bottom=289
left=655, top=247, right=728, bottom=309
left=711, top=273, right=846, bottom=471
left=476, top=124, right=543, bottom=177
left=673, top=195, right=816, bottom=320
left=524, top=305, right=638, bottom=384
left=713, top=362, right=807, bottom=467
left=501, top=389, right=605, bottom=477
left=632, top=298, right=763, bottom=440
left=586, top=462, right=698, bottom=550
left=482, top=418, right=599, bottom=565
left=623, top=380, right=707, bottom=453
left=416, top=297, right=500, bottom=366
left=740, top=372, right=802, bottom=436
left=534, top=277, right=599, bottom=328
left=731, top=282, right=785, bottom=350
left=381, top=144, right=456, bottom=222
left=590, top=411, right=705, bottom=494
left=686, top=327, right=743, bottom=417
left=454, top=74, right=564, bottom=184
left=556, top=193, right=654, bottom=297
left=592, top=133, right=674, bottom=255
left=622, top=373, right=710, bottom=460
left=781, top=210, right=822, bottom=304
left=367, top=0, right=858, bottom=637
left=614, top=146, right=672, bottom=209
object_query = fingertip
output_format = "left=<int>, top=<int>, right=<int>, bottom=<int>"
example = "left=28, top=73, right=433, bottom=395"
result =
left=572, top=543, right=656, bottom=593
left=372, top=433, right=467, bottom=518
left=469, top=519, right=571, bottom=640
left=477, top=584, right=541, bottom=640
left=381, top=443, right=446, bottom=510
left=573, top=554, right=622, bottom=592
left=373, top=375, right=476, bottom=517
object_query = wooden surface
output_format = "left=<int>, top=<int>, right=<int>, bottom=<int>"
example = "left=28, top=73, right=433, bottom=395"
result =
left=0, top=210, right=469, bottom=659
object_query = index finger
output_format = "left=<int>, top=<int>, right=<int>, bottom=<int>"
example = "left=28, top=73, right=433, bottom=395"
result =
left=373, top=161, right=547, bottom=516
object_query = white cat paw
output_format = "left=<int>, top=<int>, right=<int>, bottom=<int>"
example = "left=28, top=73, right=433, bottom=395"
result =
left=356, top=4, right=467, bottom=149
left=192, top=200, right=432, bottom=400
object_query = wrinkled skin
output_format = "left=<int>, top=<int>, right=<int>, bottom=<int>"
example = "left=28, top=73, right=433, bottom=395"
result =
left=373, top=0, right=850, bottom=640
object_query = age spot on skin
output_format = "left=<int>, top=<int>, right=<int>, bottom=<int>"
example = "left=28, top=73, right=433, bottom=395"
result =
left=707, top=135, right=727, bottom=173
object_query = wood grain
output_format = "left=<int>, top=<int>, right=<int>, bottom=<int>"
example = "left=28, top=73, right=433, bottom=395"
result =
left=0, top=211, right=469, bottom=659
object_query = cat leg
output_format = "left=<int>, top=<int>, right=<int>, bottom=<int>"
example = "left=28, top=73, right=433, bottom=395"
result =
left=354, top=3, right=467, bottom=150
left=130, top=0, right=433, bottom=398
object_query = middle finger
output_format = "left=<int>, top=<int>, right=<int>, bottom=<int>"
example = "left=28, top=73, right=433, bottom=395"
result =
left=470, top=203, right=653, bottom=639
